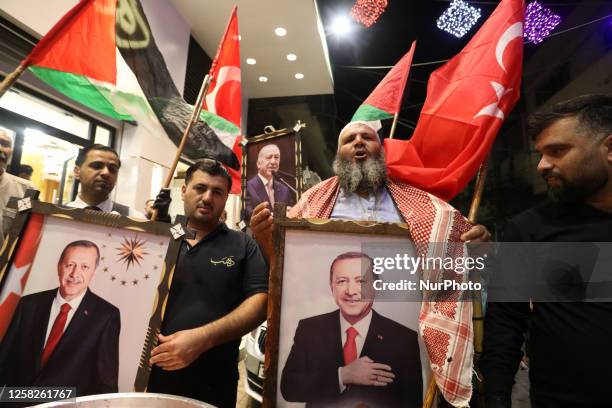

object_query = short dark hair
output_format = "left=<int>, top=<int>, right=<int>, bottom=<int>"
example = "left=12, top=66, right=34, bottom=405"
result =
left=76, top=144, right=121, bottom=167
left=185, top=159, right=232, bottom=191
left=329, top=251, right=374, bottom=284
left=528, top=94, right=612, bottom=139
left=18, top=164, right=33, bottom=176
left=58, top=240, right=101, bottom=268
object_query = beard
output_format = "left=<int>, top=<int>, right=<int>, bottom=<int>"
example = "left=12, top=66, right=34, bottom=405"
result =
left=333, top=150, right=387, bottom=194
left=542, top=169, right=608, bottom=203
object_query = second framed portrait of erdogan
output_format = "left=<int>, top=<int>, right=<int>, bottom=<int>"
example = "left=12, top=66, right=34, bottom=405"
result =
left=241, top=124, right=303, bottom=224
left=264, top=216, right=459, bottom=408
left=0, top=198, right=185, bottom=398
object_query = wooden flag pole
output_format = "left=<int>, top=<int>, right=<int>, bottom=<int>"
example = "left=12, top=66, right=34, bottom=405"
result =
left=0, top=63, right=27, bottom=99
left=423, top=160, right=489, bottom=408
left=161, top=74, right=211, bottom=189
left=389, top=112, right=400, bottom=139
left=468, top=159, right=489, bottom=408
left=150, top=74, right=211, bottom=222
left=468, top=160, right=489, bottom=223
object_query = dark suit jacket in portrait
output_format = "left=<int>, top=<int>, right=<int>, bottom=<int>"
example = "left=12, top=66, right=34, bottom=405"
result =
left=281, top=309, right=422, bottom=408
left=245, top=175, right=295, bottom=220
left=0, top=288, right=121, bottom=396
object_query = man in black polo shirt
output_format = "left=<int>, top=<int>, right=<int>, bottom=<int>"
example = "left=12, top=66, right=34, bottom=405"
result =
left=148, top=160, right=268, bottom=407
left=480, top=94, right=612, bottom=407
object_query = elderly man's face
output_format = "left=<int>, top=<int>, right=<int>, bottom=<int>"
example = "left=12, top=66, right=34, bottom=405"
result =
left=0, top=130, right=14, bottom=173
left=334, top=124, right=387, bottom=194
left=338, top=124, right=381, bottom=163
left=330, top=257, right=375, bottom=325
left=257, top=145, right=281, bottom=179
left=535, top=116, right=609, bottom=202
left=57, top=246, right=98, bottom=301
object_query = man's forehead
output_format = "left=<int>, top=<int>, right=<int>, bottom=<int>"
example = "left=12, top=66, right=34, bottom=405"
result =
left=189, top=170, right=227, bottom=187
left=85, top=149, right=119, bottom=164
left=0, top=130, right=12, bottom=144
left=260, top=145, right=280, bottom=155
left=535, top=117, right=581, bottom=148
left=63, top=246, right=97, bottom=258
left=333, top=257, right=369, bottom=274
left=340, top=124, right=378, bottom=140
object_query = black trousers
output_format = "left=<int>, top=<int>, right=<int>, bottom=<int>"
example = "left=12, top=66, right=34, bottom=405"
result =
left=149, top=365, right=238, bottom=408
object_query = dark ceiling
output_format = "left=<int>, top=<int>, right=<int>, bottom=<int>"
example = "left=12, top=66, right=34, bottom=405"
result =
left=315, top=0, right=610, bottom=139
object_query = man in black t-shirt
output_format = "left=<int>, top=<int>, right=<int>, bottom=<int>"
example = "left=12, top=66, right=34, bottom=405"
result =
left=480, top=94, right=612, bottom=408
left=148, top=159, right=268, bottom=407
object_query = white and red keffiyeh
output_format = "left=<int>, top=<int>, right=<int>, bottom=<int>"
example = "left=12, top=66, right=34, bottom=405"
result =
left=289, top=176, right=474, bottom=407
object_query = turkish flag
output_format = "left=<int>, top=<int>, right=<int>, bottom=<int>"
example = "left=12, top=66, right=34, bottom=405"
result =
left=385, top=0, right=524, bottom=201
left=0, top=213, right=45, bottom=340
left=204, top=6, right=243, bottom=194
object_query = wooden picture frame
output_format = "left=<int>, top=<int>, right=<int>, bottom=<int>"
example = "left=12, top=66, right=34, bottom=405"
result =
left=241, top=124, right=304, bottom=224
left=264, top=206, right=430, bottom=407
left=0, top=192, right=190, bottom=397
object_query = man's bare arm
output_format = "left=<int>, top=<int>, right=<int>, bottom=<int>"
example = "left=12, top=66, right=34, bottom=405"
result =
left=150, top=292, right=268, bottom=370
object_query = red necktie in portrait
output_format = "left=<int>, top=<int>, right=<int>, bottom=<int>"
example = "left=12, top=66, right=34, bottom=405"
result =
left=41, top=303, right=71, bottom=367
left=343, top=327, right=359, bottom=365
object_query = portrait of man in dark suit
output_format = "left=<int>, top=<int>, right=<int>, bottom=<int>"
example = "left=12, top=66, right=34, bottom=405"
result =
left=281, top=251, right=422, bottom=407
left=0, top=240, right=121, bottom=396
left=245, top=143, right=296, bottom=220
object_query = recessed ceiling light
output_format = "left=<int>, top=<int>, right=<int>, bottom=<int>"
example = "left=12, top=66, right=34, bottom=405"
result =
left=286, top=53, right=297, bottom=61
left=259, top=76, right=269, bottom=82
left=274, top=27, right=287, bottom=37
left=246, top=58, right=256, bottom=65
left=295, top=73, right=304, bottom=79
left=331, top=16, right=352, bottom=36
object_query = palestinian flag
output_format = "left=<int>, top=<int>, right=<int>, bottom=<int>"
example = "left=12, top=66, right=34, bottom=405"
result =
left=351, top=41, right=416, bottom=124
left=19, top=0, right=238, bottom=168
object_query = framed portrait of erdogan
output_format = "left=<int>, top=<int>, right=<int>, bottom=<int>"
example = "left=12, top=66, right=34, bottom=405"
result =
left=0, top=193, right=185, bottom=402
left=241, top=123, right=304, bottom=224
left=264, top=212, right=441, bottom=408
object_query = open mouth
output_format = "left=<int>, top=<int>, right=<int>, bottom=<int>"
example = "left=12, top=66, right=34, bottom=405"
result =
left=354, top=151, right=367, bottom=160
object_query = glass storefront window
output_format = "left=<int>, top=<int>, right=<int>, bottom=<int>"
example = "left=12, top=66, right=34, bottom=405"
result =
left=94, top=126, right=111, bottom=146
left=0, top=89, right=90, bottom=139
left=21, top=128, right=81, bottom=204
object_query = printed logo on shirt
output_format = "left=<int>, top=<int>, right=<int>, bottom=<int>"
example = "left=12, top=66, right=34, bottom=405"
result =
left=210, top=256, right=236, bottom=267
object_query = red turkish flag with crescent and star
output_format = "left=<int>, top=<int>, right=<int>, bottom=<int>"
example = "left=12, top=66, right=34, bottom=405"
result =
left=203, top=5, right=243, bottom=194
left=385, top=0, right=524, bottom=202
left=0, top=213, right=45, bottom=340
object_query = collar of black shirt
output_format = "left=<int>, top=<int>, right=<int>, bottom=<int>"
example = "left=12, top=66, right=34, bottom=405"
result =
left=184, top=222, right=228, bottom=251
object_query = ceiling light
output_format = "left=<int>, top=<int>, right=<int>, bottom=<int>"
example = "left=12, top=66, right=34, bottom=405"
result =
left=286, top=53, right=297, bottom=61
left=295, top=73, right=304, bottom=79
left=274, top=27, right=287, bottom=37
left=259, top=76, right=268, bottom=83
left=246, top=58, right=256, bottom=65
left=331, top=16, right=352, bottom=36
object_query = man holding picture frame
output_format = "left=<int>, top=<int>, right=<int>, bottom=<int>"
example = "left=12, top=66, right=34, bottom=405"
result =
left=148, top=159, right=269, bottom=408
left=251, top=120, right=490, bottom=407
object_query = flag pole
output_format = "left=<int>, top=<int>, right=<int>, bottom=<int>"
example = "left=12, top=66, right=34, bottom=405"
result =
left=151, top=74, right=211, bottom=222
left=468, top=159, right=489, bottom=408
left=162, top=74, right=212, bottom=190
left=388, top=41, right=415, bottom=140
left=0, top=63, right=27, bottom=99
left=388, top=112, right=400, bottom=139
left=423, top=161, right=489, bottom=408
